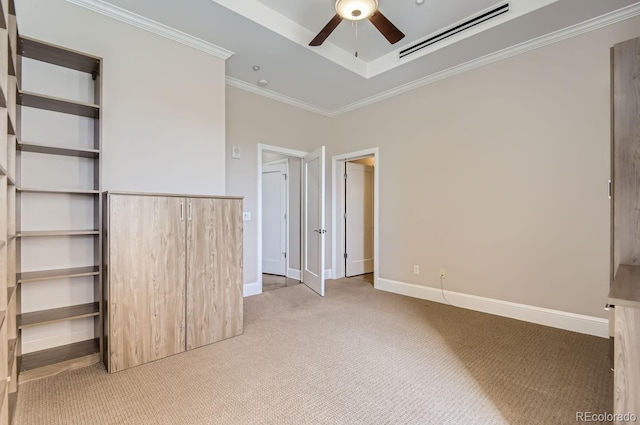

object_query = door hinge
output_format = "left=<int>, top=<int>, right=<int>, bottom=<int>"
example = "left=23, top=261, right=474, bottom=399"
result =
left=284, top=213, right=287, bottom=219
left=283, top=252, right=287, bottom=259
left=344, top=213, right=347, bottom=220
left=344, top=173, right=347, bottom=180
left=284, top=173, right=287, bottom=180
left=344, top=253, right=347, bottom=259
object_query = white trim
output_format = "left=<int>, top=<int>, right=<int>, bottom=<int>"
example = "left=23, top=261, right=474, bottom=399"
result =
left=226, top=77, right=332, bottom=117
left=331, top=2, right=640, bottom=116
left=227, top=3, right=640, bottom=117
left=69, top=0, right=640, bottom=115
left=263, top=158, right=288, bottom=166
left=331, top=148, right=379, bottom=290
left=66, top=0, right=235, bottom=59
left=243, top=281, right=261, bottom=297
left=209, top=0, right=367, bottom=77
left=287, top=268, right=301, bottom=280
left=376, top=278, right=608, bottom=338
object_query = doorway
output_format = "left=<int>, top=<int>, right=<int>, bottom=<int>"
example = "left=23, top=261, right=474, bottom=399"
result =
left=331, top=148, right=379, bottom=287
left=258, top=144, right=327, bottom=296
left=344, top=158, right=374, bottom=277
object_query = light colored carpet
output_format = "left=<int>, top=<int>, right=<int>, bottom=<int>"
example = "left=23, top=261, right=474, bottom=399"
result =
left=15, top=276, right=611, bottom=424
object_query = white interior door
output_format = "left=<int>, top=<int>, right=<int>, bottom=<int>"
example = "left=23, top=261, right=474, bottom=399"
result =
left=262, top=162, right=287, bottom=276
left=303, top=146, right=325, bottom=296
left=345, top=162, right=374, bottom=276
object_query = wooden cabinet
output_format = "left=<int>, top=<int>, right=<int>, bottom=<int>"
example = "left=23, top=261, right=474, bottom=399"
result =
left=608, top=267, right=640, bottom=423
left=609, top=36, right=640, bottom=422
left=105, top=192, right=243, bottom=373
left=106, top=195, right=186, bottom=372
left=186, top=198, right=243, bottom=349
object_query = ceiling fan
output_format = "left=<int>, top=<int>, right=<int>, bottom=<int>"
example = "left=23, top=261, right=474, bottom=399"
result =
left=309, top=0, right=405, bottom=47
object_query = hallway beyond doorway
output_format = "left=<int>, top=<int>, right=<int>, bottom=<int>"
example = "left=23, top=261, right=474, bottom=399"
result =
left=262, top=274, right=301, bottom=292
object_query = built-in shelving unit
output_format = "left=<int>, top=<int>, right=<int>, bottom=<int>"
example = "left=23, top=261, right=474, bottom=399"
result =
left=18, top=302, right=99, bottom=329
left=16, top=230, right=100, bottom=237
left=0, top=0, right=18, bottom=422
left=17, top=266, right=99, bottom=284
left=19, top=338, right=99, bottom=374
left=17, top=91, right=99, bottom=118
left=17, top=142, right=99, bottom=158
left=15, top=33, right=103, bottom=385
left=17, top=188, right=99, bottom=194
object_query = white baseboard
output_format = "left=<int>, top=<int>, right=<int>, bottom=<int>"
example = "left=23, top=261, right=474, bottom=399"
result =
left=376, top=278, right=608, bottom=338
left=287, top=268, right=301, bottom=280
left=243, top=281, right=261, bottom=297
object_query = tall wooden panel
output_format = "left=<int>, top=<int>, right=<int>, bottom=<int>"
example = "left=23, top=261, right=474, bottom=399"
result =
left=186, top=198, right=243, bottom=349
left=614, top=306, right=640, bottom=422
left=612, top=37, right=640, bottom=275
left=107, top=195, right=186, bottom=373
left=610, top=36, right=640, bottom=422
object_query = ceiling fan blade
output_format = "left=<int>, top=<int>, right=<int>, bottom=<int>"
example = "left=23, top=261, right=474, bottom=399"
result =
left=368, top=11, right=405, bottom=44
left=309, top=14, right=343, bottom=46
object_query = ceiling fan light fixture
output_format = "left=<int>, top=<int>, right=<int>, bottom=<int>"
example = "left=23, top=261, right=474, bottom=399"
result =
left=335, top=0, right=378, bottom=21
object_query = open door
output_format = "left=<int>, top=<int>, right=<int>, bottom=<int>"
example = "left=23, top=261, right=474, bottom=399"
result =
left=345, top=162, right=374, bottom=276
left=303, top=146, right=325, bottom=296
left=262, top=161, right=288, bottom=276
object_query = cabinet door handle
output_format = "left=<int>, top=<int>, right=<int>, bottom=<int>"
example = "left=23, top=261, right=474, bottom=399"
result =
left=188, top=202, right=192, bottom=221
left=180, top=202, right=184, bottom=221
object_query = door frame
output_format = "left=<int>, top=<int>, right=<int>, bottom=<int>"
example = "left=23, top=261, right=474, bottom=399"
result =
left=257, top=143, right=308, bottom=294
left=261, top=158, right=289, bottom=276
left=331, top=148, right=380, bottom=287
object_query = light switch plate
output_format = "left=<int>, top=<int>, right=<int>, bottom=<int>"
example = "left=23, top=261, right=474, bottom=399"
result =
left=243, top=212, right=251, bottom=221
left=232, top=146, right=241, bottom=159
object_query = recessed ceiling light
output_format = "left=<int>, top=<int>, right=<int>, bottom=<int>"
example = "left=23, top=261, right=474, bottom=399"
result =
left=252, top=65, right=260, bottom=71
left=257, top=79, right=268, bottom=87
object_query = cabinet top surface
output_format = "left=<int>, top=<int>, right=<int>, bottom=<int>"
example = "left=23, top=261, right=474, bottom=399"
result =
left=609, top=264, right=640, bottom=308
left=105, top=191, right=243, bottom=200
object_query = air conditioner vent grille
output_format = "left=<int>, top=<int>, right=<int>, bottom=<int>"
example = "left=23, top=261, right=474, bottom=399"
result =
left=399, top=3, right=510, bottom=59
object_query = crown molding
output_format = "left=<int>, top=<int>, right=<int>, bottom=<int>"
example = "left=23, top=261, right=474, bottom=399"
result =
left=329, top=2, right=640, bottom=116
left=66, top=0, right=640, bottom=116
left=225, top=77, right=333, bottom=117
left=66, top=0, right=235, bottom=60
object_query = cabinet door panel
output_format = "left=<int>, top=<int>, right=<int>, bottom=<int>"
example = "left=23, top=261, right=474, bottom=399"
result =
left=186, top=198, right=243, bottom=349
left=108, top=195, right=186, bottom=372
left=614, top=306, right=640, bottom=420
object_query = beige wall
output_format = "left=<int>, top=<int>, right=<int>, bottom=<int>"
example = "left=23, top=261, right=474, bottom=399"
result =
left=226, top=86, right=331, bottom=284
left=329, top=15, right=640, bottom=318
left=17, top=0, right=227, bottom=195
left=228, top=15, right=640, bottom=318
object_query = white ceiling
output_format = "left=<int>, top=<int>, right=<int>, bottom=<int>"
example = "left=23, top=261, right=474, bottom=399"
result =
left=81, top=0, right=640, bottom=114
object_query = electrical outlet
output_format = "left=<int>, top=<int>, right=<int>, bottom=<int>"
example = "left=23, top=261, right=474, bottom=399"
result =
left=440, top=268, right=446, bottom=278
left=413, top=265, right=420, bottom=274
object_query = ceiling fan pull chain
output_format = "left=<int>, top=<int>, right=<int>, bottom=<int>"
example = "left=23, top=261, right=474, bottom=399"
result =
left=354, top=20, right=359, bottom=58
